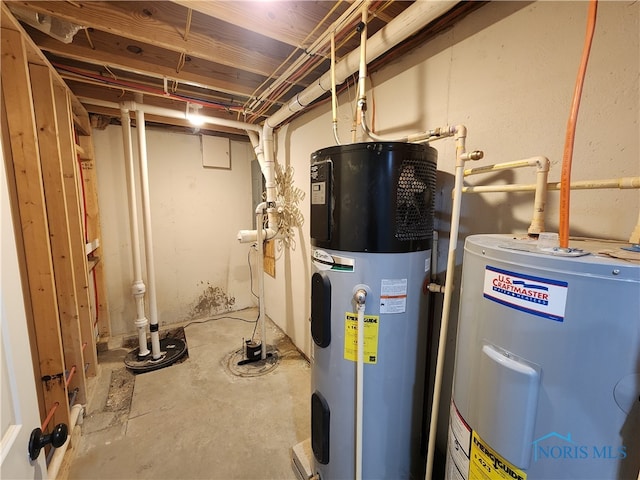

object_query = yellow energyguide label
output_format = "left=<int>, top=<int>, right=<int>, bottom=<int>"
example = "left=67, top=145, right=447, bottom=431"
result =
left=469, top=431, right=527, bottom=480
left=343, top=312, right=379, bottom=364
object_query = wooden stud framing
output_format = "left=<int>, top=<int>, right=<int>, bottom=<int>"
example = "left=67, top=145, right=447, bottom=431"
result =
left=53, top=84, right=98, bottom=378
left=1, top=27, right=71, bottom=429
left=29, top=63, right=88, bottom=406
left=2, top=6, right=114, bottom=451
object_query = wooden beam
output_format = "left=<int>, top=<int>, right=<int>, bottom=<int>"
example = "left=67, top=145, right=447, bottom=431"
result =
left=16, top=1, right=288, bottom=77
left=76, top=134, right=111, bottom=344
left=1, top=26, right=70, bottom=430
left=30, top=63, right=88, bottom=406
left=53, top=83, right=98, bottom=378
left=30, top=28, right=260, bottom=100
left=171, top=0, right=342, bottom=48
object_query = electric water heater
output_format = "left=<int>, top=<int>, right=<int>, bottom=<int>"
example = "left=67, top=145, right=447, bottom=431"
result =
left=447, top=234, right=640, bottom=480
left=309, top=142, right=437, bottom=479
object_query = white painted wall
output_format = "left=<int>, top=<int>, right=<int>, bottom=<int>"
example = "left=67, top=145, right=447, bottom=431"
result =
left=264, top=0, right=639, bottom=452
left=93, top=126, right=256, bottom=336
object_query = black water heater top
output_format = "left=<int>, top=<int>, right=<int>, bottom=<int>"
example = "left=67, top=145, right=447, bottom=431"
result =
left=310, top=142, right=437, bottom=253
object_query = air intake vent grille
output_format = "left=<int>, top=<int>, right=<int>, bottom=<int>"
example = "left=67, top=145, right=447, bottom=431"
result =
left=395, top=159, right=435, bottom=240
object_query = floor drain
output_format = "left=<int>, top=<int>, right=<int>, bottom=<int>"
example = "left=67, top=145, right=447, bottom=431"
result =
left=226, top=346, right=280, bottom=377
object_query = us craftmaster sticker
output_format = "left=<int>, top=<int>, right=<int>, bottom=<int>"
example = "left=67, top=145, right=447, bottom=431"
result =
left=483, top=265, right=568, bottom=322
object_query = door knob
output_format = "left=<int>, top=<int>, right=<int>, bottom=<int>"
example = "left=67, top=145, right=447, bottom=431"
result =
left=28, top=423, right=68, bottom=461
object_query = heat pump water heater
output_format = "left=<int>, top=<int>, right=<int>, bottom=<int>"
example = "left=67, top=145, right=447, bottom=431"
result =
left=447, top=234, right=640, bottom=480
left=310, top=142, right=437, bottom=479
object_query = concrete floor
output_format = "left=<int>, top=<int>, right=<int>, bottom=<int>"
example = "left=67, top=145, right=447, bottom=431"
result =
left=69, top=309, right=310, bottom=480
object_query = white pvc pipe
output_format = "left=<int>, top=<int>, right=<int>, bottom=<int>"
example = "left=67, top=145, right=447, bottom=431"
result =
left=134, top=108, right=162, bottom=360
left=425, top=125, right=471, bottom=480
left=255, top=203, right=267, bottom=360
left=357, top=4, right=368, bottom=107
left=331, top=31, right=341, bottom=146
left=46, top=404, right=83, bottom=480
left=464, top=157, right=550, bottom=236
left=120, top=107, right=150, bottom=357
left=361, top=111, right=458, bottom=144
left=354, top=289, right=367, bottom=480
left=462, top=176, right=640, bottom=193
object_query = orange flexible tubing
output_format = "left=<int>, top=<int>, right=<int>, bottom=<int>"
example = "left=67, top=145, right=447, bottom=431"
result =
left=559, top=0, right=598, bottom=248
left=41, top=402, right=60, bottom=431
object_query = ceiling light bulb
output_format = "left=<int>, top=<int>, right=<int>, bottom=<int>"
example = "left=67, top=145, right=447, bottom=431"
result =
left=186, top=103, right=204, bottom=126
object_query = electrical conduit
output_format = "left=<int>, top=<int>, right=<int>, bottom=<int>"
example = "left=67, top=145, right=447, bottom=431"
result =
left=120, top=107, right=150, bottom=357
left=559, top=0, right=598, bottom=248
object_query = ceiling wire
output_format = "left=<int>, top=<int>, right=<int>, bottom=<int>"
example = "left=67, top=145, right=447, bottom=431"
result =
left=183, top=8, right=193, bottom=41
left=246, top=5, right=371, bottom=122
left=84, top=28, right=95, bottom=50
left=248, top=0, right=395, bottom=124
left=176, top=52, right=186, bottom=74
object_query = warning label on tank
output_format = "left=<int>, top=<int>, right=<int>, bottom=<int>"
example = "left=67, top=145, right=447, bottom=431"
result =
left=446, top=401, right=471, bottom=480
left=483, top=266, right=568, bottom=322
left=380, top=278, right=407, bottom=314
left=470, top=431, right=527, bottom=480
left=343, top=313, right=379, bottom=364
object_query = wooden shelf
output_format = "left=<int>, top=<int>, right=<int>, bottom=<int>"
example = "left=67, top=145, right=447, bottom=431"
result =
left=88, top=257, right=100, bottom=272
left=75, top=143, right=92, bottom=161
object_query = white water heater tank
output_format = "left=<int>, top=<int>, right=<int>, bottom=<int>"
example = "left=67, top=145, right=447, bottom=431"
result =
left=447, top=234, right=639, bottom=480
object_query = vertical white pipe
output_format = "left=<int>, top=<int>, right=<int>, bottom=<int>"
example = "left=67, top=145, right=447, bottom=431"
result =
left=331, top=31, right=340, bottom=146
left=135, top=109, right=162, bottom=360
left=357, top=5, right=368, bottom=106
left=256, top=206, right=267, bottom=360
left=354, top=289, right=367, bottom=480
left=256, top=205, right=267, bottom=360
left=260, top=124, right=278, bottom=233
left=528, top=158, right=550, bottom=236
left=120, top=108, right=150, bottom=357
left=354, top=4, right=368, bottom=144
left=425, top=126, right=468, bottom=480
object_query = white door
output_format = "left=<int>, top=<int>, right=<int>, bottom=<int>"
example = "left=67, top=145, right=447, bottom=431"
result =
left=1, top=139, right=47, bottom=479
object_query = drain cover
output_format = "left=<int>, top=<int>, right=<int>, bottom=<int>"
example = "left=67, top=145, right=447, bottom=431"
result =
left=125, top=337, right=187, bottom=373
left=226, top=347, right=279, bottom=377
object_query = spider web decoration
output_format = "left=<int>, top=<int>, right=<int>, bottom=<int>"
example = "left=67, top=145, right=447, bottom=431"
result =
left=273, top=163, right=305, bottom=250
